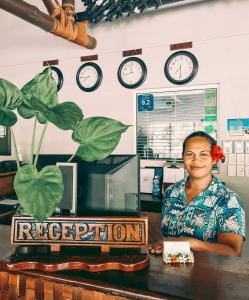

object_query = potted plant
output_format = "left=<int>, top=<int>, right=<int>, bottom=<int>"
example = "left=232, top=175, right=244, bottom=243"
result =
left=0, top=68, right=129, bottom=222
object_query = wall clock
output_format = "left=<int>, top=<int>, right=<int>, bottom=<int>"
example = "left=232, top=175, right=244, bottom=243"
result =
left=50, top=66, right=64, bottom=91
left=76, top=62, right=103, bottom=92
left=164, top=51, right=198, bottom=85
left=117, top=57, right=147, bottom=89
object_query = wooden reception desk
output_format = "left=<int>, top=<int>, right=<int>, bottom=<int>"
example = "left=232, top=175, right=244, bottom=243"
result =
left=0, top=225, right=249, bottom=300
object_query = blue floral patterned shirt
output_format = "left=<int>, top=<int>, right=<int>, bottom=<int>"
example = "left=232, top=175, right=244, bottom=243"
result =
left=161, top=176, right=246, bottom=243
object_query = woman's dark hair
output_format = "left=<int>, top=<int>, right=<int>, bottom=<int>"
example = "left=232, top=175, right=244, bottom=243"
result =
left=182, top=131, right=217, bottom=155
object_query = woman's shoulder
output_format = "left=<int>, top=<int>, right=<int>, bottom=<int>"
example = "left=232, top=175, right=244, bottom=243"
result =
left=172, top=178, right=185, bottom=187
left=212, top=177, right=244, bottom=209
left=164, top=178, right=185, bottom=196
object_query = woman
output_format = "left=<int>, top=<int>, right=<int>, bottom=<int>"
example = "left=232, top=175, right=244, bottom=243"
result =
left=151, top=131, right=245, bottom=256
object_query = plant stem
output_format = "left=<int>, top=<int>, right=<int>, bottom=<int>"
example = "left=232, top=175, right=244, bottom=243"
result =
left=10, top=127, right=20, bottom=169
left=67, top=152, right=76, bottom=162
left=29, top=117, right=37, bottom=165
left=34, top=122, right=48, bottom=168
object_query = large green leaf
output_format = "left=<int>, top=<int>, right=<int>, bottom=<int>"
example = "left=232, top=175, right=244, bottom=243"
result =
left=0, top=78, right=23, bottom=108
left=29, top=98, right=83, bottom=130
left=0, top=78, right=23, bottom=127
left=18, top=68, right=58, bottom=123
left=14, top=165, right=64, bottom=222
left=49, top=102, right=84, bottom=130
left=18, top=97, right=47, bottom=124
left=0, top=109, right=17, bottom=127
left=72, top=117, right=129, bottom=161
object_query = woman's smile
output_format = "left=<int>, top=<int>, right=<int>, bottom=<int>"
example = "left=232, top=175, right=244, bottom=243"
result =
left=190, top=166, right=203, bottom=170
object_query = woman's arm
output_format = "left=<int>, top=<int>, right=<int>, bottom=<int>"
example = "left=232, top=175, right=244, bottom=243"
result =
left=150, top=233, right=244, bottom=256
left=183, top=233, right=243, bottom=256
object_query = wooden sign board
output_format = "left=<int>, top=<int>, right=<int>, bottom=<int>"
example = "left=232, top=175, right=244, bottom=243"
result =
left=170, top=41, right=192, bottom=51
left=81, top=54, right=98, bottom=61
left=123, top=49, right=142, bottom=57
left=43, top=59, right=59, bottom=66
left=11, top=216, right=148, bottom=252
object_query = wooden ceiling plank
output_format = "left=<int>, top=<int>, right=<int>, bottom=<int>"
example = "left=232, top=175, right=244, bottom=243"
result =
left=0, top=0, right=96, bottom=49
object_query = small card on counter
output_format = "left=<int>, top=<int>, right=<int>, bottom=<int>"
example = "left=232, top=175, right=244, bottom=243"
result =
left=163, top=241, right=194, bottom=264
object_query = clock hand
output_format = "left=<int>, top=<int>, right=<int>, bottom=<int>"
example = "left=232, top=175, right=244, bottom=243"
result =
left=179, top=65, right=182, bottom=79
left=122, top=71, right=134, bottom=76
left=174, top=68, right=180, bottom=74
left=81, top=76, right=90, bottom=82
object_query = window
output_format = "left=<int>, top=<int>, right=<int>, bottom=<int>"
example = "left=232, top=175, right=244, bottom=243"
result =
left=136, top=85, right=218, bottom=162
left=0, top=126, right=11, bottom=155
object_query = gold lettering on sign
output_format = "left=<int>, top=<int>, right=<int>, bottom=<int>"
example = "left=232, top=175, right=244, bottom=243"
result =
left=126, top=224, right=141, bottom=242
left=89, top=224, right=106, bottom=241
left=113, top=224, right=125, bottom=241
left=12, top=217, right=148, bottom=248
left=75, top=223, right=88, bottom=240
left=107, top=223, right=114, bottom=241
left=49, top=223, right=61, bottom=240
left=36, top=223, right=48, bottom=240
left=61, top=223, right=73, bottom=240
left=18, top=223, right=32, bottom=240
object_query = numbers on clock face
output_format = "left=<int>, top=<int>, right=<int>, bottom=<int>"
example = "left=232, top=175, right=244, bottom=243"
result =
left=118, top=57, right=147, bottom=89
left=164, top=51, right=198, bottom=85
left=121, top=61, right=143, bottom=85
left=76, top=62, right=102, bottom=92
left=79, top=66, right=98, bottom=88
left=168, top=54, right=194, bottom=81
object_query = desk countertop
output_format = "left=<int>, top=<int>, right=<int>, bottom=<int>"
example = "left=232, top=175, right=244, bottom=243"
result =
left=0, top=225, right=249, bottom=300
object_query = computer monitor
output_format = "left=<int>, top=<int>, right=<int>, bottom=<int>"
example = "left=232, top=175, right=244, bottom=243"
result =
left=36, top=154, right=140, bottom=217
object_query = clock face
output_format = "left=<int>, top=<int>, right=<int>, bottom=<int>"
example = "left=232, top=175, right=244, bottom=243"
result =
left=76, top=62, right=103, bottom=92
left=118, top=57, right=147, bottom=89
left=164, top=51, right=198, bottom=85
left=50, top=66, right=63, bottom=91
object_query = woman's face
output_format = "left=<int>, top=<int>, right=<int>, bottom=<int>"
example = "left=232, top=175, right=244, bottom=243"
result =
left=183, top=136, right=214, bottom=180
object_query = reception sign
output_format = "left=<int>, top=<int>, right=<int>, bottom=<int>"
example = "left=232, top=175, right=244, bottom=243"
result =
left=11, top=216, right=148, bottom=252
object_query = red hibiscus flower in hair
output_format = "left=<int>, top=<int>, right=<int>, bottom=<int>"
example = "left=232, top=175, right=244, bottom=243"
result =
left=211, top=145, right=225, bottom=162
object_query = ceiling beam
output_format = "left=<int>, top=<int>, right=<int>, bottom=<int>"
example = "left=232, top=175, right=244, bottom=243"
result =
left=0, top=0, right=96, bottom=49
left=0, top=0, right=53, bottom=31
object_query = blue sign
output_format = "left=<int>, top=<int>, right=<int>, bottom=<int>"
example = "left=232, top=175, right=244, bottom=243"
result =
left=227, top=118, right=249, bottom=135
left=137, top=94, right=154, bottom=111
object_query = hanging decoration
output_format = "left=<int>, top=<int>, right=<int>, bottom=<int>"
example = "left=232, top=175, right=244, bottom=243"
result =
left=76, top=0, right=186, bottom=24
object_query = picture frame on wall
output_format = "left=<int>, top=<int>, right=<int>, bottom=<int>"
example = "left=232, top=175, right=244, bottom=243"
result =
left=222, top=140, right=233, bottom=154
left=234, top=140, right=244, bottom=154
left=245, top=140, right=249, bottom=153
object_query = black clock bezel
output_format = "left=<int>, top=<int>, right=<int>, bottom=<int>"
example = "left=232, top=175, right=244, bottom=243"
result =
left=164, top=51, right=198, bottom=85
left=117, top=57, right=147, bottom=89
left=76, top=62, right=103, bottom=92
left=50, top=66, right=64, bottom=91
